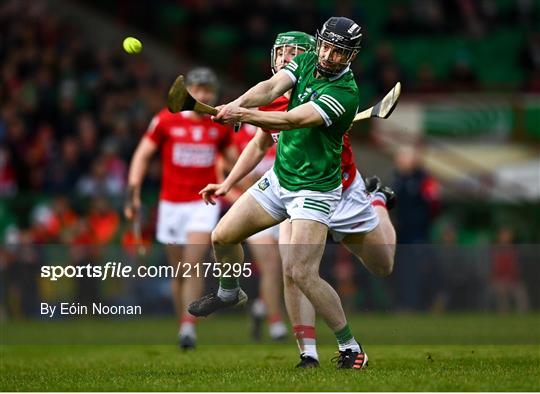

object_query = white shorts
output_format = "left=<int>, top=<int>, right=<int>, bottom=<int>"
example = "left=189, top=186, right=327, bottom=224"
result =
left=329, top=171, right=379, bottom=242
left=248, top=168, right=341, bottom=227
left=156, top=199, right=220, bottom=244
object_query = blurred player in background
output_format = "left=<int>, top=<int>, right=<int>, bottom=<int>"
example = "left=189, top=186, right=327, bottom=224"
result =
left=199, top=29, right=397, bottom=368
left=124, top=67, right=236, bottom=350
left=191, top=17, right=380, bottom=369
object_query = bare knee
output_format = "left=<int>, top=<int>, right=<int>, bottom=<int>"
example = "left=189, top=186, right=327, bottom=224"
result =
left=372, top=252, right=395, bottom=277
left=344, top=232, right=395, bottom=277
left=211, top=222, right=239, bottom=245
left=290, top=263, right=318, bottom=288
left=282, top=259, right=294, bottom=280
left=375, top=259, right=394, bottom=277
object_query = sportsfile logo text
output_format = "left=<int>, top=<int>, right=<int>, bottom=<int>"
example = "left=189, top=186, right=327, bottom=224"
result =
left=41, top=262, right=253, bottom=281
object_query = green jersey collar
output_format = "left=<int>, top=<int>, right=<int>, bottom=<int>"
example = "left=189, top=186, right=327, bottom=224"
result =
left=328, top=66, right=351, bottom=81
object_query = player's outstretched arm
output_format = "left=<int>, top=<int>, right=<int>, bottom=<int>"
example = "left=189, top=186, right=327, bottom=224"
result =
left=199, top=129, right=273, bottom=205
left=218, top=71, right=293, bottom=116
left=222, top=102, right=325, bottom=130
left=124, top=138, right=157, bottom=219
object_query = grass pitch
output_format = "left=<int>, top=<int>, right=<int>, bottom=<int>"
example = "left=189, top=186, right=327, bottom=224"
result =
left=1, top=314, right=539, bottom=391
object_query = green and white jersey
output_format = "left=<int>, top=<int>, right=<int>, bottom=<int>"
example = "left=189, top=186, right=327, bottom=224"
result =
left=275, top=51, right=359, bottom=192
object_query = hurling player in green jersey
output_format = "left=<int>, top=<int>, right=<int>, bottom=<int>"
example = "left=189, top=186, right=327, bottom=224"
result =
left=189, top=17, right=369, bottom=369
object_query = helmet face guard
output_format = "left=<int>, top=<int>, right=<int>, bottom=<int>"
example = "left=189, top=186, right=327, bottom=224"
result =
left=272, top=44, right=304, bottom=74
left=315, top=17, right=362, bottom=77
left=271, top=31, right=316, bottom=74
left=315, top=37, right=359, bottom=77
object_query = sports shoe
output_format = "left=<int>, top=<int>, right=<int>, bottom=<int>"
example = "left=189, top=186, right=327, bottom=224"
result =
left=295, top=354, right=320, bottom=368
left=365, top=175, right=382, bottom=193
left=365, top=175, right=396, bottom=210
left=178, top=334, right=196, bottom=350
left=188, top=289, right=248, bottom=317
left=332, top=349, right=369, bottom=369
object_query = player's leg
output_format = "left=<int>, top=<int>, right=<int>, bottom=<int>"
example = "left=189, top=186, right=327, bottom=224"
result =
left=281, top=185, right=367, bottom=369
left=330, top=173, right=396, bottom=276
left=156, top=200, right=192, bottom=347
left=341, top=211, right=396, bottom=277
left=212, top=192, right=281, bottom=298
left=279, top=220, right=319, bottom=367
left=165, top=244, right=185, bottom=326
left=284, top=219, right=344, bottom=329
left=166, top=243, right=203, bottom=350
left=177, top=231, right=211, bottom=349
left=247, top=228, right=287, bottom=341
left=188, top=170, right=286, bottom=316
left=285, top=218, right=366, bottom=369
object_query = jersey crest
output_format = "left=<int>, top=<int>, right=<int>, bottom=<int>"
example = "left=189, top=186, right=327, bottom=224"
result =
left=258, top=178, right=270, bottom=191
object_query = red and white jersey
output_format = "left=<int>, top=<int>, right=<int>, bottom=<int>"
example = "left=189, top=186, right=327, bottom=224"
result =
left=231, top=96, right=288, bottom=177
left=340, top=132, right=357, bottom=191
left=260, top=96, right=358, bottom=191
left=233, top=124, right=276, bottom=177
left=260, top=95, right=289, bottom=142
left=145, top=109, right=234, bottom=202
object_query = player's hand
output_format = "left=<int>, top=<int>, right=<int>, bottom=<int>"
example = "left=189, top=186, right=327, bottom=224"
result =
left=124, top=186, right=142, bottom=220
left=199, top=183, right=231, bottom=205
left=213, top=103, right=244, bottom=125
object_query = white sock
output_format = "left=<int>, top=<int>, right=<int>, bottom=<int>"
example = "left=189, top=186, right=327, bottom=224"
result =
left=269, top=321, right=287, bottom=339
left=338, top=337, right=361, bottom=353
left=179, top=322, right=196, bottom=338
left=251, top=298, right=267, bottom=318
left=302, top=344, right=319, bottom=361
left=373, top=191, right=387, bottom=205
left=217, top=286, right=239, bottom=302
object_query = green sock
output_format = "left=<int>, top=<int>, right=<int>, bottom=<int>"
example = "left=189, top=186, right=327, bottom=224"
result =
left=334, top=324, right=353, bottom=345
left=335, top=324, right=361, bottom=352
left=219, top=276, right=239, bottom=290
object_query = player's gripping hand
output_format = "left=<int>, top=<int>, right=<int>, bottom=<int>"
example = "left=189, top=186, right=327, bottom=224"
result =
left=124, top=186, right=141, bottom=220
left=199, top=183, right=231, bottom=205
left=213, top=103, right=244, bottom=125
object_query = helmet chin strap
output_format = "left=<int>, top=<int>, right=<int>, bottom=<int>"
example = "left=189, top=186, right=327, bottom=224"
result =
left=315, top=64, right=336, bottom=78
left=315, top=59, right=348, bottom=78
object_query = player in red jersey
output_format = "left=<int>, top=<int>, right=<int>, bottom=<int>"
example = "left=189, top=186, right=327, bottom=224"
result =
left=199, top=31, right=396, bottom=368
left=125, top=68, right=236, bottom=350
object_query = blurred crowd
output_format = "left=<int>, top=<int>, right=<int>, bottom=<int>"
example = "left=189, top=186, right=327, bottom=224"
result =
left=2, top=0, right=539, bottom=196
left=1, top=0, right=166, bottom=197
left=1, top=0, right=537, bottom=318
left=384, top=0, right=538, bottom=37
left=89, top=0, right=540, bottom=91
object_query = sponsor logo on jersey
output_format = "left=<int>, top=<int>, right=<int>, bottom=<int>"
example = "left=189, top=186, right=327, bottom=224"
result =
left=298, top=86, right=313, bottom=102
left=310, top=91, right=319, bottom=101
left=172, top=143, right=216, bottom=167
left=258, top=178, right=270, bottom=191
left=191, top=126, right=204, bottom=141
left=171, top=127, right=186, bottom=137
